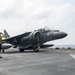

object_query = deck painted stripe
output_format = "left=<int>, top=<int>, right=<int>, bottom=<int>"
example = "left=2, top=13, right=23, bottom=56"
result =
left=70, top=54, right=75, bottom=59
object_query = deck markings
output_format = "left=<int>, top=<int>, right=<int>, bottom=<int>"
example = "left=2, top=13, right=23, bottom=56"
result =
left=70, top=54, right=75, bottom=59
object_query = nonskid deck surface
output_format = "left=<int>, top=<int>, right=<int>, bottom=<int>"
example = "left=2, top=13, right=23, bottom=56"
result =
left=0, top=49, right=75, bottom=75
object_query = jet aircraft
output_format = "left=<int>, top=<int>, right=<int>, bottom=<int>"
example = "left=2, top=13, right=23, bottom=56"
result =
left=3, top=27, right=67, bottom=52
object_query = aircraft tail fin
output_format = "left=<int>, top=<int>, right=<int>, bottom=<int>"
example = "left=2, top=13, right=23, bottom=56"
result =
left=4, top=30, right=10, bottom=38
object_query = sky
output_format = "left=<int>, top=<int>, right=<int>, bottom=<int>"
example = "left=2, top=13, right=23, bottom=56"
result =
left=0, top=0, right=75, bottom=45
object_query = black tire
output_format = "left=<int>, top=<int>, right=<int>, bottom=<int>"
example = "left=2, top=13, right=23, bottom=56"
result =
left=19, top=49, right=24, bottom=52
left=2, top=50, right=4, bottom=53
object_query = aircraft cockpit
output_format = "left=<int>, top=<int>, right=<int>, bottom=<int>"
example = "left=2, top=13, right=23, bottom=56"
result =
left=38, top=27, right=50, bottom=32
left=37, top=27, right=60, bottom=32
left=53, top=30, right=60, bottom=32
left=44, top=27, right=50, bottom=32
left=42, top=27, right=60, bottom=32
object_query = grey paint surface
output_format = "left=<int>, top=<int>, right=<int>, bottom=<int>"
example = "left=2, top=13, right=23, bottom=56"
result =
left=0, top=49, right=75, bottom=75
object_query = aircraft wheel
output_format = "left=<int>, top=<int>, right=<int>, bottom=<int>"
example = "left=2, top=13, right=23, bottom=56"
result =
left=2, top=50, right=4, bottom=53
left=19, top=49, right=24, bottom=52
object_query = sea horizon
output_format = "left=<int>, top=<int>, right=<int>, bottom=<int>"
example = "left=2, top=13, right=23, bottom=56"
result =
left=51, top=44, right=75, bottom=48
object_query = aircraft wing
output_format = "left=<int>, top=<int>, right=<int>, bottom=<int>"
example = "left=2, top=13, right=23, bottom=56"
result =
left=2, top=32, right=31, bottom=45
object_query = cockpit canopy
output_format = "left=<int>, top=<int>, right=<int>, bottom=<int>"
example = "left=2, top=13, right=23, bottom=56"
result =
left=37, top=27, right=50, bottom=32
left=53, top=30, right=59, bottom=32
left=37, top=27, right=60, bottom=32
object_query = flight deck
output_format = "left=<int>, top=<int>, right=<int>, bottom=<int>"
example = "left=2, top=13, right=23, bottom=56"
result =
left=0, top=49, right=75, bottom=75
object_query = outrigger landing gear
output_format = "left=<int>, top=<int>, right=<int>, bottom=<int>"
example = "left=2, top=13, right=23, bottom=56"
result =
left=0, top=50, right=2, bottom=58
left=2, top=49, right=4, bottom=53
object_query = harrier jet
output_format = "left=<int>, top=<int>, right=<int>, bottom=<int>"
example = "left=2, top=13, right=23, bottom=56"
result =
left=3, top=27, right=67, bottom=52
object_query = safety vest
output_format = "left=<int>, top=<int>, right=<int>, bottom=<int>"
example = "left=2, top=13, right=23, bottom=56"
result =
left=0, top=35, right=4, bottom=44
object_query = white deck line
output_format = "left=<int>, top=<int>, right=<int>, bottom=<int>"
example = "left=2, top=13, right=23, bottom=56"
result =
left=70, top=54, right=75, bottom=59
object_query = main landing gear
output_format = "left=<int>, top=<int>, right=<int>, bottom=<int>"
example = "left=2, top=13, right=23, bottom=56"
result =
left=33, top=48, right=39, bottom=52
left=19, top=49, right=24, bottom=52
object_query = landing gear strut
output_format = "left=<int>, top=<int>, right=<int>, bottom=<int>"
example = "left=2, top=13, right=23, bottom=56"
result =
left=33, top=45, right=40, bottom=52
left=33, top=48, right=39, bottom=52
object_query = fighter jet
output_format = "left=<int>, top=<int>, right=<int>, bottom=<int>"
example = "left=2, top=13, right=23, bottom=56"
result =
left=3, top=27, right=67, bottom=52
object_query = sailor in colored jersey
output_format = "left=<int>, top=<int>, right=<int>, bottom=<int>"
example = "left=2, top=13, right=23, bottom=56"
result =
left=0, top=32, right=5, bottom=52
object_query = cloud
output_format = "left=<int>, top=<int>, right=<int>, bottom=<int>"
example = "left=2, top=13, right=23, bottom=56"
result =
left=0, top=0, right=14, bottom=12
left=0, top=0, right=75, bottom=44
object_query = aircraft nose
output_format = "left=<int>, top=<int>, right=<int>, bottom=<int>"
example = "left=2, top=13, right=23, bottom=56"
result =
left=53, top=32, right=68, bottom=39
left=60, top=32, right=68, bottom=38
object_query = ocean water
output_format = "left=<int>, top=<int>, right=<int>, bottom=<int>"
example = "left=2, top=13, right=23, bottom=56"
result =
left=51, top=45, right=75, bottom=49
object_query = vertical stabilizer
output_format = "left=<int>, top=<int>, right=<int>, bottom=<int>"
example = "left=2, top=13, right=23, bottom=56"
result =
left=4, top=30, right=10, bottom=38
